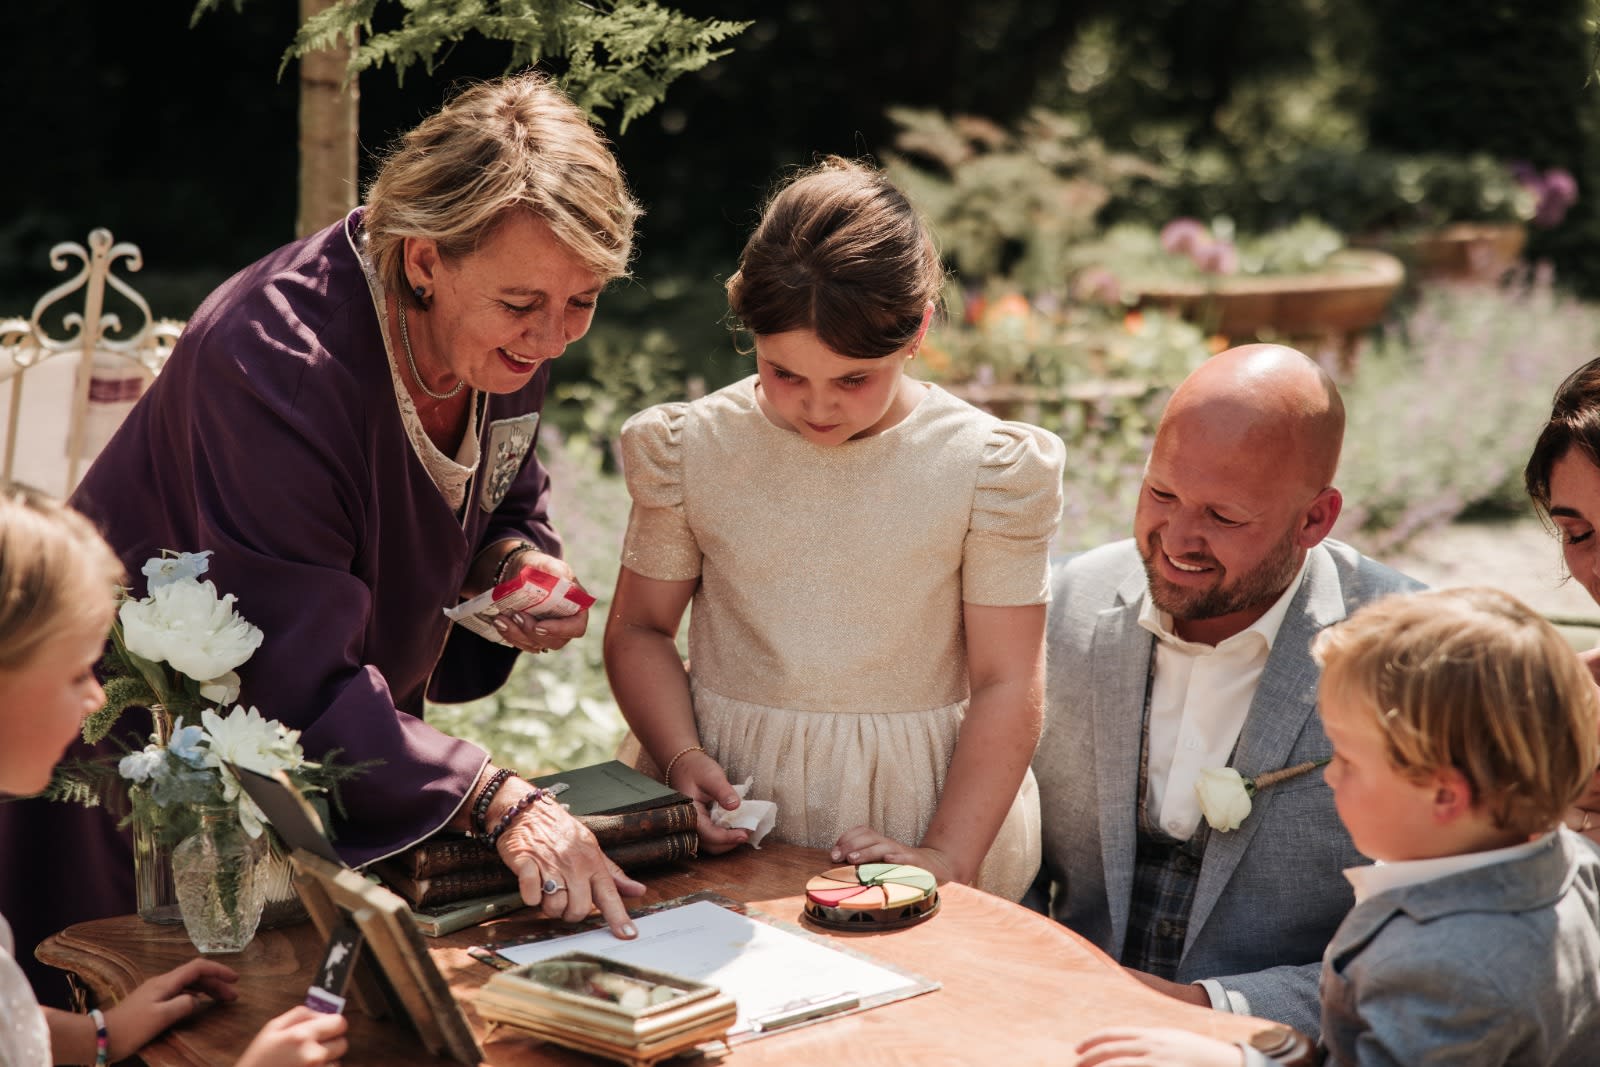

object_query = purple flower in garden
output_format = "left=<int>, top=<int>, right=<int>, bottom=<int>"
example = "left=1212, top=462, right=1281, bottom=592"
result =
left=1535, top=168, right=1578, bottom=228
left=1073, top=266, right=1122, bottom=305
left=1194, top=240, right=1239, bottom=275
left=1160, top=218, right=1210, bottom=258
left=1514, top=163, right=1580, bottom=229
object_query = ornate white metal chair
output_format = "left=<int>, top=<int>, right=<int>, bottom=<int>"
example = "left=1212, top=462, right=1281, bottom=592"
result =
left=0, top=228, right=182, bottom=497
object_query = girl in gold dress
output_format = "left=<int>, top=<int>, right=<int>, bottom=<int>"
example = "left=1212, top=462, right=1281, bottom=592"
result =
left=603, top=159, right=1065, bottom=901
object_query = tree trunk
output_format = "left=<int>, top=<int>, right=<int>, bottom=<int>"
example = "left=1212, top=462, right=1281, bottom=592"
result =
left=296, top=0, right=358, bottom=237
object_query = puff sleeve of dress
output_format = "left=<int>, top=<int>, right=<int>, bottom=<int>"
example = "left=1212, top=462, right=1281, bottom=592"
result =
left=619, top=403, right=702, bottom=582
left=962, top=421, right=1066, bottom=605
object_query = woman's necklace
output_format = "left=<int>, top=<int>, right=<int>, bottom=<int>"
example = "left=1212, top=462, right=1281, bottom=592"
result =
left=398, top=302, right=465, bottom=401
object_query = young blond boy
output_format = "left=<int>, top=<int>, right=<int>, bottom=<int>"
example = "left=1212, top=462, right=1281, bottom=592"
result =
left=1076, top=587, right=1600, bottom=1067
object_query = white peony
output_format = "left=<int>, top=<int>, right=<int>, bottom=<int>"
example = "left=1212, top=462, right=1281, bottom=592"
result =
left=119, top=577, right=263, bottom=683
left=1194, top=767, right=1254, bottom=833
left=202, top=705, right=305, bottom=838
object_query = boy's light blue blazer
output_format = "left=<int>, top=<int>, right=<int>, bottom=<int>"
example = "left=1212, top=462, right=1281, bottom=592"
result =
left=1321, top=828, right=1600, bottom=1066
left=1031, top=538, right=1422, bottom=1038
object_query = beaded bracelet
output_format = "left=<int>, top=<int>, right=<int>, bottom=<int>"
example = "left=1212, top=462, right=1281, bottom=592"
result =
left=485, top=785, right=550, bottom=850
left=471, top=768, right=516, bottom=840
left=663, top=744, right=705, bottom=790
left=493, top=540, right=538, bottom=587
left=89, top=1008, right=108, bottom=1067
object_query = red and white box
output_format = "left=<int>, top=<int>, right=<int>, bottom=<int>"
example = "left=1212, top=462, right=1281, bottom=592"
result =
left=444, top=566, right=596, bottom=647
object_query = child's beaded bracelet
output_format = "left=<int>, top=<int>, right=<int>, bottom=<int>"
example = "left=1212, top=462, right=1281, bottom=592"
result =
left=89, top=1008, right=108, bottom=1067
left=483, top=785, right=552, bottom=849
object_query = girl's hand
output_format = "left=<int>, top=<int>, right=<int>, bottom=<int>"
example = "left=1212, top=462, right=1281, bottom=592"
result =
left=829, top=826, right=959, bottom=883
left=669, top=751, right=751, bottom=854
left=103, top=958, right=242, bottom=1059
left=489, top=549, right=589, bottom=653
left=1074, top=1027, right=1243, bottom=1067
left=496, top=790, right=647, bottom=937
left=236, top=1006, right=349, bottom=1067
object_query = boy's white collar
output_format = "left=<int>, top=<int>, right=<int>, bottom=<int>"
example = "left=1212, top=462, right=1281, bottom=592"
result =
left=1344, top=833, right=1552, bottom=904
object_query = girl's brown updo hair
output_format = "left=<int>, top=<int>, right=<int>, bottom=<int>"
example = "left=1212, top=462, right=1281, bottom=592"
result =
left=726, top=157, right=944, bottom=359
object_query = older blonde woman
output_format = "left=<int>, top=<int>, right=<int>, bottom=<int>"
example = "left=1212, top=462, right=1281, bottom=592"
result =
left=1, top=72, right=645, bottom=1003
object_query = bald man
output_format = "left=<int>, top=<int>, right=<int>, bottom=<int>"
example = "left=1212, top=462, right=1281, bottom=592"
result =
left=1029, top=345, right=1422, bottom=1039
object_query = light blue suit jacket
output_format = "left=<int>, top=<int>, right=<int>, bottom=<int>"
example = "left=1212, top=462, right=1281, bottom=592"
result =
left=1030, top=538, right=1422, bottom=1039
left=1321, top=829, right=1600, bottom=1066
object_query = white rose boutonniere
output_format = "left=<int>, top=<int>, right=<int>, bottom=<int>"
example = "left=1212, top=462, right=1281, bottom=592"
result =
left=1195, top=759, right=1331, bottom=832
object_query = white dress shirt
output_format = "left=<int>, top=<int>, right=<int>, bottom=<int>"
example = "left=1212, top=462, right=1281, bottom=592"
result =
left=1136, top=556, right=1311, bottom=841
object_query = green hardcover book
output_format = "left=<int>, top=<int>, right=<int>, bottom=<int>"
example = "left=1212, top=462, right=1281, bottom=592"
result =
left=530, top=760, right=691, bottom=818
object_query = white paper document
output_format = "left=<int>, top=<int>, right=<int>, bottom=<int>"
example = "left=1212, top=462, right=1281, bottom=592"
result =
left=493, top=900, right=923, bottom=1033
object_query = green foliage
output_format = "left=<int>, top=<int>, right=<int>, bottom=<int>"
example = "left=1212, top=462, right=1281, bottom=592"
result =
left=920, top=292, right=1210, bottom=393
left=192, top=0, right=750, bottom=131
left=426, top=430, right=634, bottom=772
left=1067, top=218, right=1347, bottom=288
left=886, top=108, right=1161, bottom=292
left=81, top=672, right=157, bottom=746
left=552, top=324, right=684, bottom=452
left=1365, top=0, right=1589, bottom=166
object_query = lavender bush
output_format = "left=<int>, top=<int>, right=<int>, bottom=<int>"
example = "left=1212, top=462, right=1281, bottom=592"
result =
left=1333, top=268, right=1600, bottom=557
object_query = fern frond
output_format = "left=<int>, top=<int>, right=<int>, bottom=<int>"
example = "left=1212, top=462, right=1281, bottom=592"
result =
left=273, top=0, right=747, bottom=126
left=30, top=757, right=126, bottom=810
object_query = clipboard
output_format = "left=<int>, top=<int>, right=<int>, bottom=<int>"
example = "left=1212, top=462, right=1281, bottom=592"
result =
left=231, top=764, right=483, bottom=1064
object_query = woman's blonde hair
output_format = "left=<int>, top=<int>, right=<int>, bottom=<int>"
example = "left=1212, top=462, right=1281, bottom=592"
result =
left=1313, top=587, right=1599, bottom=836
left=0, top=486, right=122, bottom=672
left=364, top=70, right=641, bottom=306
left=727, top=156, right=944, bottom=359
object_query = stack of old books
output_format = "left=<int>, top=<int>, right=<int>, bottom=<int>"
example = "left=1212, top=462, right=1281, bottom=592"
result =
left=377, top=761, right=698, bottom=931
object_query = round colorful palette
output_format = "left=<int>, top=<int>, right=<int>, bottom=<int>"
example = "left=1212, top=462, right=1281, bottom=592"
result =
left=803, top=863, right=940, bottom=931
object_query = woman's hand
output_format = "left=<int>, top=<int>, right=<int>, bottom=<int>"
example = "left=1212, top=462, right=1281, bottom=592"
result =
left=496, top=788, right=647, bottom=937
left=1566, top=767, right=1600, bottom=845
left=102, top=958, right=243, bottom=1059
left=669, top=751, right=752, bottom=855
left=829, top=826, right=959, bottom=883
left=236, top=1006, right=349, bottom=1067
left=489, top=549, right=590, bottom=654
left=1075, top=1027, right=1243, bottom=1067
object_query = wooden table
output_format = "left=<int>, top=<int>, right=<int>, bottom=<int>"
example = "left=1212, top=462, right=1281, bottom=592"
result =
left=39, top=843, right=1310, bottom=1065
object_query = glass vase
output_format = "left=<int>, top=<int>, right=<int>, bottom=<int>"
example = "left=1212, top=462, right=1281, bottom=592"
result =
left=256, top=844, right=308, bottom=930
left=172, top=805, right=266, bottom=953
left=132, top=707, right=182, bottom=924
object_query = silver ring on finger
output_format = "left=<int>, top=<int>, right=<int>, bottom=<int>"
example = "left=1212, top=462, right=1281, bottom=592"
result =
left=541, top=877, right=565, bottom=895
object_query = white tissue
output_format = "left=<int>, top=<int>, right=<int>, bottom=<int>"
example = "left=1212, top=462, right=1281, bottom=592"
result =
left=709, top=777, right=777, bottom=848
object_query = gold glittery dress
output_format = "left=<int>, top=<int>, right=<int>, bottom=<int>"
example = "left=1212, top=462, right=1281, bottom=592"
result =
left=618, top=376, right=1065, bottom=901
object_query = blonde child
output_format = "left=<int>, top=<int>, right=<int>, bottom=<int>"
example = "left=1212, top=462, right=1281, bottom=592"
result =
left=603, top=157, right=1065, bottom=899
left=1076, top=587, right=1600, bottom=1066
left=0, top=487, right=347, bottom=1067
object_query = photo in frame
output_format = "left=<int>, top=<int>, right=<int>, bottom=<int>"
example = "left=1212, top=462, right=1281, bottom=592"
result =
left=232, top=764, right=483, bottom=1064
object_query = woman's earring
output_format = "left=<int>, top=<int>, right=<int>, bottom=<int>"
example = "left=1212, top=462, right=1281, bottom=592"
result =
left=412, top=284, right=429, bottom=310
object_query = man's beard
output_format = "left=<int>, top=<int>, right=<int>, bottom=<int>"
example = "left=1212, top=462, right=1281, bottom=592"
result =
left=1140, top=526, right=1303, bottom=623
